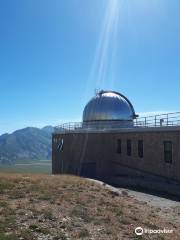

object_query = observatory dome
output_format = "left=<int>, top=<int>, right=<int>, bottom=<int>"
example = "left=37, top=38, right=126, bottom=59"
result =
left=83, top=90, right=137, bottom=122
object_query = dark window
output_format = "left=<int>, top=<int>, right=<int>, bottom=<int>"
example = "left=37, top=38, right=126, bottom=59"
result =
left=127, top=140, right=132, bottom=156
left=117, top=139, right=121, bottom=154
left=138, top=140, right=143, bottom=158
left=164, top=141, right=172, bottom=163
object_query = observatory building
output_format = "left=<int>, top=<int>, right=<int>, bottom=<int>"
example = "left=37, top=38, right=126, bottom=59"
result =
left=52, top=90, right=180, bottom=196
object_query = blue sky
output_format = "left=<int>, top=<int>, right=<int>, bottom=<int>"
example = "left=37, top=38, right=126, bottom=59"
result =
left=0, top=0, right=180, bottom=134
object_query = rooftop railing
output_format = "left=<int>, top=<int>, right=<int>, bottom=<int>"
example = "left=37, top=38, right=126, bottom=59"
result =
left=55, top=122, right=83, bottom=133
left=134, top=112, right=180, bottom=127
left=54, top=112, right=180, bottom=133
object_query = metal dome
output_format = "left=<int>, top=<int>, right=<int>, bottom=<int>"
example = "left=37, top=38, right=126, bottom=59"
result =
left=83, top=90, right=137, bottom=122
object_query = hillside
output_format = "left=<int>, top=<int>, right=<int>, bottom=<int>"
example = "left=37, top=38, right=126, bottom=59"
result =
left=0, top=173, right=179, bottom=240
left=0, top=126, right=53, bottom=164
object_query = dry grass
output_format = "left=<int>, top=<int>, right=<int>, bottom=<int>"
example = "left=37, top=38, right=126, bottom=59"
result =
left=0, top=173, right=179, bottom=240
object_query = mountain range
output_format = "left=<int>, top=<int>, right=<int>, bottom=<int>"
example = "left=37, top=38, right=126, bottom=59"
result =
left=0, top=126, right=54, bottom=164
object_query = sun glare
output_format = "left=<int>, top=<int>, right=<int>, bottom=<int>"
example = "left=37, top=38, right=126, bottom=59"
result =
left=95, top=0, right=120, bottom=88
left=86, top=0, right=122, bottom=93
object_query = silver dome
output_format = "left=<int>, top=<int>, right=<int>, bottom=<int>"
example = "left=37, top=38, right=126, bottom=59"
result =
left=83, top=90, right=137, bottom=122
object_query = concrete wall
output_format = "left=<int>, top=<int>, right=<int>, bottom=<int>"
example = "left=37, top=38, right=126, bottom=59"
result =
left=52, top=129, right=180, bottom=182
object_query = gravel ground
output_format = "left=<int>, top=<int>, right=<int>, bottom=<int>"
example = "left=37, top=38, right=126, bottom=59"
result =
left=117, top=188, right=180, bottom=208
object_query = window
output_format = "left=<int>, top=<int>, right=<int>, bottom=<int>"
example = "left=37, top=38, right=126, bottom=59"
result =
left=117, top=139, right=121, bottom=154
left=164, top=141, right=172, bottom=163
left=138, top=140, right=143, bottom=158
left=127, top=140, right=131, bottom=156
left=57, top=138, right=64, bottom=152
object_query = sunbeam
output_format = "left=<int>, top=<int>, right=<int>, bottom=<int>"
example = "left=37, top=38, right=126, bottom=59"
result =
left=91, top=0, right=121, bottom=90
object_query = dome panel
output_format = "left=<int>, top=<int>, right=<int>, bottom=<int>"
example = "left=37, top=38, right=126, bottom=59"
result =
left=83, top=90, right=136, bottom=122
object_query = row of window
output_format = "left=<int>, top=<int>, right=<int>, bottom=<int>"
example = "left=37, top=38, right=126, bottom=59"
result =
left=117, top=139, right=143, bottom=158
left=116, top=139, right=173, bottom=163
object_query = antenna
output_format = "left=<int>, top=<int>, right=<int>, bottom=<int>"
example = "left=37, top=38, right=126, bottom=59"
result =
left=94, top=88, right=100, bottom=95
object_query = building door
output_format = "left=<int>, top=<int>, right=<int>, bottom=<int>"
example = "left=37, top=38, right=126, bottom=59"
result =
left=80, top=163, right=96, bottom=178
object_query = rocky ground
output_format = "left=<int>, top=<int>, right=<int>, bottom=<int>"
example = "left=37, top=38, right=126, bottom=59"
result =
left=0, top=173, right=179, bottom=240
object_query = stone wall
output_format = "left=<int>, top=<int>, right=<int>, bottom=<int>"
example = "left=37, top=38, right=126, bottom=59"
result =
left=112, top=130, right=180, bottom=182
left=52, top=129, right=180, bottom=182
left=52, top=132, right=113, bottom=178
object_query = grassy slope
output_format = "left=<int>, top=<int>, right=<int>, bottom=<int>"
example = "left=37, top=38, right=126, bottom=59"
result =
left=0, top=174, right=179, bottom=240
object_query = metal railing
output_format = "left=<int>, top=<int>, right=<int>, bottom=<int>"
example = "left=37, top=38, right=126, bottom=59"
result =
left=55, top=122, right=83, bottom=133
left=134, top=112, right=180, bottom=127
left=54, top=112, right=180, bottom=133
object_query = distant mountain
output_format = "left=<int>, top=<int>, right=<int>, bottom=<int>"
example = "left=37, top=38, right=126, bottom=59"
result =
left=41, top=126, right=54, bottom=134
left=0, top=126, right=54, bottom=165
